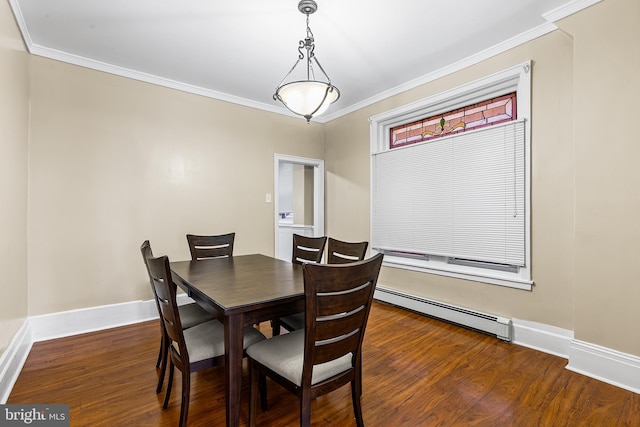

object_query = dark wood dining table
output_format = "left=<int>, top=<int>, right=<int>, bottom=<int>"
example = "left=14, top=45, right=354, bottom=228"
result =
left=170, top=254, right=304, bottom=427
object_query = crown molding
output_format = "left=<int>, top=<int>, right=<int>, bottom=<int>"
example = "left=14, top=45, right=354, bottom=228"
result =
left=323, top=22, right=556, bottom=122
left=27, top=43, right=286, bottom=116
left=8, top=0, right=600, bottom=124
left=543, top=0, right=602, bottom=23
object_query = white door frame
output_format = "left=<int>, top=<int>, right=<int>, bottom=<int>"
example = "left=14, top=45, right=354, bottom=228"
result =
left=274, top=154, right=325, bottom=258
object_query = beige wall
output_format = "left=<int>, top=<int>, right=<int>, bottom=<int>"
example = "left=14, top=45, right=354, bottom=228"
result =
left=325, top=0, right=640, bottom=357
left=26, top=57, right=324, bottom=315
left=563, top=0, right=640, bottom=355
left=0, top=2, right=29, bottom=354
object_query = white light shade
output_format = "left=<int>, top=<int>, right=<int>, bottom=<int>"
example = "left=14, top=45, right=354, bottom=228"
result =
left=276, top=81, right=340, bottom=119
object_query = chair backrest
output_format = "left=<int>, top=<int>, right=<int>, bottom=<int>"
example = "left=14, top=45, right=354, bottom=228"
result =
left=292, top=234, right=327, bottom=265
left=186, top=233, right=235, bottom=261
left=326, top=238, right=368, bottom=264
left=140, top=240, right=162, bottom=304
left=146, top=254, right=188, bottom=365
left=301, top=253, right=384, bottom=387
left=140, top=240, right=154, bottom=280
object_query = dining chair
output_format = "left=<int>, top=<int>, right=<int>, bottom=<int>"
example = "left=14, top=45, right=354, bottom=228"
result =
left=326, top=237, right=369, bottom=264
left=291, top=234, right=327, bottom=265
left=276, top=237, right=369, bottom=334
left=186, top=232, right=235, bottom=261
left=247, top=253, right=384, bottom=427
left=271, top=234, right=328, bottom=336
left=146, top=254, right=267, bottom=427
left=140, top=240, right=216, bottom=394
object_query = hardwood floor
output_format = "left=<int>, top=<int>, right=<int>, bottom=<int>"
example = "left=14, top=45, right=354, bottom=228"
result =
left=8, top=301, right=640, bottom=426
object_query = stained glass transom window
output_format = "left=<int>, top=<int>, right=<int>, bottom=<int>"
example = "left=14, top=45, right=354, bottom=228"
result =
left=390, top=92, right=517, bottom=149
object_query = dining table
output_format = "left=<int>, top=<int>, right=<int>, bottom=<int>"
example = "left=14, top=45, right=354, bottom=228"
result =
left=170, top=253, right=305, bottom=427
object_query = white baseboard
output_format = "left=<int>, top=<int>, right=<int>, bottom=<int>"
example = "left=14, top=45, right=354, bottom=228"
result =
left=2, top=293, right=639, bottom=402
left=567, top=340, right=640, bottom=394
left=28, top=300, right=156, bottom=342
left=511, top=317, right=574, bottom=358
left=0, top=322, right=32, bottom=404
left=374, top=288, right=640, bottom=395
left=0, top=294, right=192, bottom=403
left=28, top=294, right=191, bottom=342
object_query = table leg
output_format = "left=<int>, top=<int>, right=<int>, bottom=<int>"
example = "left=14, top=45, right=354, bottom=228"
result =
left=225, top=313, right=243, bottom=427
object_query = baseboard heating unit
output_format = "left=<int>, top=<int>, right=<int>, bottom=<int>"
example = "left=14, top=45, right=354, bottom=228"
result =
left=374, top=287, right=513, bottom=342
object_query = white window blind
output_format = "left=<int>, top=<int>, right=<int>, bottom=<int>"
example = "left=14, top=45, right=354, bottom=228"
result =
left=372, top=119, right=526, bottom=267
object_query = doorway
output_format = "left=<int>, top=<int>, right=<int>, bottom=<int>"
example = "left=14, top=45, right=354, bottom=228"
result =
left=274, top=154, right=325, bottom=261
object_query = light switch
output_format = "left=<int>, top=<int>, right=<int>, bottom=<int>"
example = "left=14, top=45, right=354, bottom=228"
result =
left=265, top=193, right=272, bottom=203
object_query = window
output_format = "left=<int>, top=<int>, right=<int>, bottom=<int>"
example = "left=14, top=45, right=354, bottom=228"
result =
left=369, top=62, right=532, bottom=290
left=390, top=92, right=517, bottom=148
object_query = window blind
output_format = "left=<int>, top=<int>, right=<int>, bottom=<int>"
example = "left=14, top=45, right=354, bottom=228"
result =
left=372, top=120, right=526, bottom=267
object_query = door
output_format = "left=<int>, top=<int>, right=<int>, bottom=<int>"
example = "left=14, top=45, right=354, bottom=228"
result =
left=274, top=154, right=325, bottom=261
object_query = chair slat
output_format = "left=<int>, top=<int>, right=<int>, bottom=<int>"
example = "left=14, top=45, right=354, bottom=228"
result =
left=316, top=282, right=372, bottom=316
left=312, top=331, right=360, bottom=366
left=315, top=308, right=367, bottom=342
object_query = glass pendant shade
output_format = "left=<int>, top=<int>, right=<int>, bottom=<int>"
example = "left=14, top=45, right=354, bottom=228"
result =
left=275, top=81, right=340, bottom=120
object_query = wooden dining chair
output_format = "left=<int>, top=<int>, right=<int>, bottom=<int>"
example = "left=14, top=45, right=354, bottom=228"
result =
left=247, top=253, right=384, bottom=427
left=140, top=240, right=216, bottom=394
left=147, top=254, right=267, bottom=427
left=276, top=237, right=369, bottom=334
left=291, top=234, right=327, bottom=265
left=326, top=237, right=369, bottom=264
left=271, top=234, right=328, bottom=336
left=186, top=232, right=235, bottom=261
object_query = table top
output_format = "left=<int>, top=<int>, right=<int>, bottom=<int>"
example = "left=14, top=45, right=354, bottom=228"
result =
left=170, top=254, right=304, bottom=315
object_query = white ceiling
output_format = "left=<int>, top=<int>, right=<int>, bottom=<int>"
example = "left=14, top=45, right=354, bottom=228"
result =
left=9, top=0, right=593, bottom=122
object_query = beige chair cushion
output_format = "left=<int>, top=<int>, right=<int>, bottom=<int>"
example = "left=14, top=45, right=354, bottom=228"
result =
left=182, top=320, right=265, bottom=363
left=178, top=302, right=215, bottom=329
left=246, top=329, right=352, bottom=386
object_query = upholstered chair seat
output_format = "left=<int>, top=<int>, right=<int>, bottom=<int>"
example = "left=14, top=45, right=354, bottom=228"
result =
left=183, top=320, right=265, bottom=363
left=247, top=329, right=352, bottom=386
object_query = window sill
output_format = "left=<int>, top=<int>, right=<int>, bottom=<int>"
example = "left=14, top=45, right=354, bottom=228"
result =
left=378, top=253, right=533, bottom=291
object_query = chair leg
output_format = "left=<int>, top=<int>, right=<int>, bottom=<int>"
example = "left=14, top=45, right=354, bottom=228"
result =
left=300, top=392, right=311, bottom=427
left=259, top=373, right=268, bottom=412
left=155, top=335, right=163, bottom=368
left=156, top=336, right=169, bottom=394
left=352, top=379, right=364, bottom=427
left=249, top=363, right=258, bottom=427
left=163, top=361, right=174, bottom=409
left=179, top=369, right=190, bottom=427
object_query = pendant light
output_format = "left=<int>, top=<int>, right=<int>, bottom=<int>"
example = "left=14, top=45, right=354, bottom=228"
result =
left=274, top=0, right=340, bottom=123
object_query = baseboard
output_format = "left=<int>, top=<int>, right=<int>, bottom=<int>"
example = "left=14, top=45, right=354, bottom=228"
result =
left=374, top=286, right=640, bottom=395
left=28, top=300, right=155, bottom=342
left=0, top=321, right=32, bottom=404
left=3, top=292, right=639, bottom=401
left=511, top=317, right=573, bottom=358
left=0, top=294, right=192, bottom=403
left=567, top=340, right=640, bottom=394
left=28, top=294, right=191, bottom=342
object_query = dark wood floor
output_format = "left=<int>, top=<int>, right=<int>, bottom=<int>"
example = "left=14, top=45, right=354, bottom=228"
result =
left=8, top=301, right=640, bottom=426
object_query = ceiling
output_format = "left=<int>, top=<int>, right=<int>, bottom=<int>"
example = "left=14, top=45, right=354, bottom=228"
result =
left=9, top=0, right=591, bottom=122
